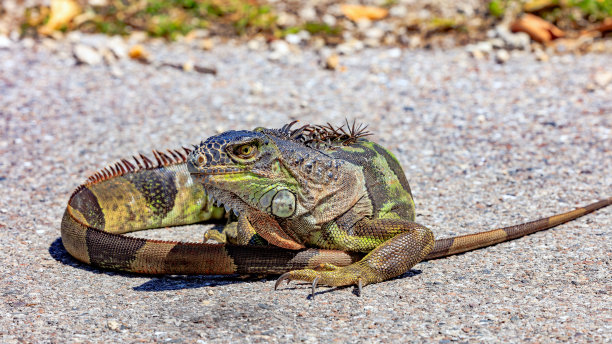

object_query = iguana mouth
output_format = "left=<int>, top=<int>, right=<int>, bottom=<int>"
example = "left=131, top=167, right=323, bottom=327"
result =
left=190, top=166, right=241, bottom=175
left=193, top=177, right=247, bottom=216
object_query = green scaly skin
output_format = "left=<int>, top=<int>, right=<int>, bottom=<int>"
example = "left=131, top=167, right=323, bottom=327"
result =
left=61, top=122, right=612, bottom=296
left=188, top=124, right=435, bottom=289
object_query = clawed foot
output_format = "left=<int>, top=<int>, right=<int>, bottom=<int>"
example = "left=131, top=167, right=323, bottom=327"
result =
left=274, top=264, right=371, bottom=298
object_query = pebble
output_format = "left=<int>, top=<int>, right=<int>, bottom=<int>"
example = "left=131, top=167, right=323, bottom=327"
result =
left=594, top=71, right=612, bottom=87
left=325, top=54, right=340, bottom=70
left=495, top=49, right=510, bottom=64
left=535, top=49, right=549, bottom=62
left=247, top=37, right=265, bottom=51
left=322, top=14, right=337, bottom=26
left=389, top=6, right=408, bottom=17
left=494, top=25, right=531, bottom=50
left=364, top=27, right=385, bottom=40
left=200, top=38, right=214, bottom=51
left=298, top=7, right=317, bottom=22
left=285, top=34, right=302, bottom=45
left=268, top=40, right=291, bottom=61
left=107, top=35, right=128, bottom=59
left=73, top=44, right=103, bottom=65
left=0, top=35, right=12, bottom=49
left=276, top=12, right=297, bottom=27
left=107, top=320, right=121, bottom=331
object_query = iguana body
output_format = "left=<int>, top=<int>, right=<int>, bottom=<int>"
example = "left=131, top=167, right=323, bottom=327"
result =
left=61, top=122, right=611, bottom=295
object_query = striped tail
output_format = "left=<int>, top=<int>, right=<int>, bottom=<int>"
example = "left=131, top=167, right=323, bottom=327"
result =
left=424, top=198, right=612, bottom=260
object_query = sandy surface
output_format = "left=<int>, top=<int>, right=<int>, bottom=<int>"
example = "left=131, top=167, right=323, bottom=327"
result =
left=0, top=38, right=611, bottom=343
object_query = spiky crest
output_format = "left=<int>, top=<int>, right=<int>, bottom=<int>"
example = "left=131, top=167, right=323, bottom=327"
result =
left=84, top=147, right=193, bottom=186
left=267, top=119, right=372, bottom=149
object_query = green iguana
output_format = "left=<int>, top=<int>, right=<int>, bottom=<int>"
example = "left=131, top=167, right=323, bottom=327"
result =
left=61, top=121, right=611, bottom=296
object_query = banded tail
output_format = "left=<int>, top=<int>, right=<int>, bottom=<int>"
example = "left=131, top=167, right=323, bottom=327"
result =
left=425, top=198, right=612, bottom=260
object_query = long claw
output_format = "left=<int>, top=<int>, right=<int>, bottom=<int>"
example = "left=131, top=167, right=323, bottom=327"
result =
left=275, top=272, right=291, bottom=290
left=357, top=278, right=363, bottom=297
left=311, top=277, right=320, bottom=299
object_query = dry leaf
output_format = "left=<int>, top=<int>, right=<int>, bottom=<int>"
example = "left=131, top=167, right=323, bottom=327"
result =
left=325, top=54, right=340, bottom=70
left=510, top=14, right=564, bottom=43
left=340, top=4, right=388, bottom=22
left=594, top=18, right=612, bottom=34
left=523, top=0, right=557, bottom=12
left=38, top=0, right=81, bottom=35
left=128, top=45, right=150, bottom=61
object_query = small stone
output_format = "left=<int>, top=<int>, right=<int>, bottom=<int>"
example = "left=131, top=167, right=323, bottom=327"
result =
left=276, top=12, right=297, bottom=27
left=490, top=38, right=505, bottom=49
left=249, top=81, right=264, bottom=95
left=200, top=38, right=214, bottom=51
left=107, top=320, right=120, bottom=331
left=110, top=66, right=123, bottom=78
left=389, top=6, right=407, bottom=17
left=594, top=71, right=612, bottom=88
left=183, top=60, right=194, bottom=72
left=535, top=50, right=549, bottom=62
left=285, top=34, right=301, bottom=45
left=41, top=38, right=58, bottom=51
left=299, top=7, right=317, bottom=21
left=66, top=31, right=82, bottom=42
left=101, top=48, right=116, bottom=64
left=128, top=31, right=148, bottom=43
left=322, top=14, right=337, bottom=27
left=73, top=44, right=103, bottom=65
left=387, top=47, right=401, bottom=58
left=22, top=38, right=35, bottom=48
left=268, top=40, right=290, bottom=61
left=336, top=39, right=364, bottom=55
left=107, top=36, right=128, bottom=59
left=383, top=34, right=397, bottom=45
left=325, top=54, right=340, bottom=70
left=474, top=41, right=493, bottom=53
left=0, top=35, right=12, bottom=49
left=364, top=38, right=381, bottom=48
left=247, top=37, right=265, bottom=51
left=356, top=18, right=372, bottom=31
left=469, top=49, right=485, bottom=60
left=311, top=37, right=326, bottom=50
left=495, top=25, right=530, bottom=50
left=405, top=35, right=421, bottom=49
left=495, top=49, right=510, bottom=64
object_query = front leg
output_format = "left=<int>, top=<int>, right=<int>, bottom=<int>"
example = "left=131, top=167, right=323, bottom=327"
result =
left=275, top=219, right=434, bottom=295
left=238, top=210, right=305, bottom=250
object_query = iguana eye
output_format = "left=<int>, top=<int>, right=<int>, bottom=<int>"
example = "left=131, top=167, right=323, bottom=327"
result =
left=233, top=144, right=258, bottom=159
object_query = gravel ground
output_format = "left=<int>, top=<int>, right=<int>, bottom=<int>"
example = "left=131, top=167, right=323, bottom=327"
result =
left=0, top=37, right=611, bottom=343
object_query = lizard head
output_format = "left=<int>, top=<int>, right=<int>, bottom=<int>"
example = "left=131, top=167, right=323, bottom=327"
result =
left=187, top=121, right=371, bottom=223
left=187, top=128, right=299, bottom=218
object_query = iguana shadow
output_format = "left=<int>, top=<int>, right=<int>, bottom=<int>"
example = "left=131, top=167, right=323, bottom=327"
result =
left=48, top=237, right=254, bottom=292
left=272, top=269, right=423, bottom=298
left=49, top=238, right=424, bottom=294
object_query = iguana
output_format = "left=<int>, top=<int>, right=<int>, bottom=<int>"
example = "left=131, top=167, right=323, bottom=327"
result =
left=61, top=121, right=611, bottom=297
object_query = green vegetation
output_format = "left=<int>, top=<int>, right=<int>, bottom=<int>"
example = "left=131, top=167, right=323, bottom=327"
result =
left=20, top=0, right=343, bottom=41
left=18, top=0, right=612, bottom=41
left=570, top=0, right=612, bottom=21
left=488, top=0, right=612, bottom=25
left=488, top=0, right=506, bottom=18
